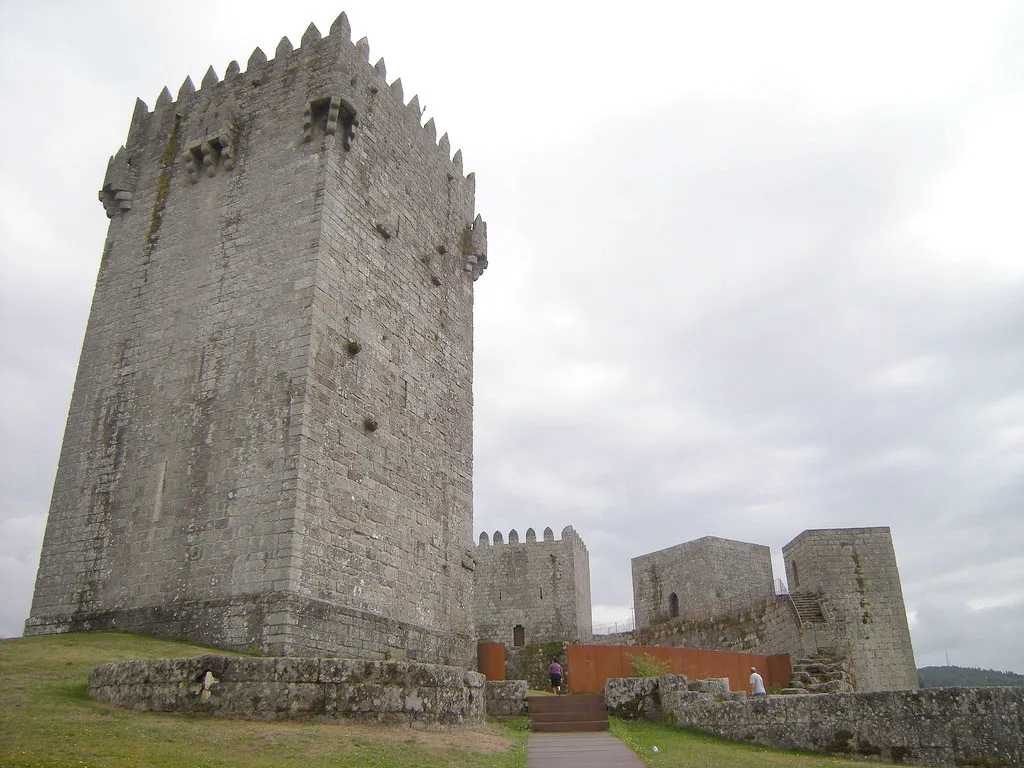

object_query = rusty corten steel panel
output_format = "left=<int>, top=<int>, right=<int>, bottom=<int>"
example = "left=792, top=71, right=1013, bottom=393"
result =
left=478, top=641, right=506, bottom=681
left=565, top=645, right=791, bottom=694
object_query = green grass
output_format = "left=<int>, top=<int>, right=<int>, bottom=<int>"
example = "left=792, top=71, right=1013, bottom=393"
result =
left=0, top=632, right=527, bottom=768
left=1, top=632, right=904, bottom=768
left=610, top=717, right=898, bottom=767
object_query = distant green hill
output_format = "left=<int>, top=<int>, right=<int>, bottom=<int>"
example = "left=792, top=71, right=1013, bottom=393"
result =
left=918, top=666, right=1024, bottom=688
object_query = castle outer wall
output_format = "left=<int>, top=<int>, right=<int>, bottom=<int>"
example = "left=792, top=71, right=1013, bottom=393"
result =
left=632, top=536, right=774, bottom=628
left=25, top=16, right=486, bottom=666
left=474, top=526, right=592, bottom=647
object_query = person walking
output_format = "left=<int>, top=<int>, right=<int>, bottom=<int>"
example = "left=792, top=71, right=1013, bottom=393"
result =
left=548, top=657, right=563, bottom=694
left=749, top=666, right=767, bottom=696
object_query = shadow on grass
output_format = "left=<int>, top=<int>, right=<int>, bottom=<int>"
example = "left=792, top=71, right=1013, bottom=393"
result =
left=50, top=681, right=90, bottom=703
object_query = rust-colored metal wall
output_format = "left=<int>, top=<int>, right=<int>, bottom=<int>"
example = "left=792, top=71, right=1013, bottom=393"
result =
left=477, top=642, right=506, bottom=681
left=565, top=644, right=791, bottom=694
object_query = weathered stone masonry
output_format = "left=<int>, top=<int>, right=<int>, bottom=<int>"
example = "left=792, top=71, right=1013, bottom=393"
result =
left=623, top=528, right=917, bottom=693
left=783, top=527, right=917, bottom=692
left=632, top=536, right=775, bottom=627
left=26, top=14, right=486, bottom=666
left=474, top=526, right=592, bottom=648
left=609, top=675, right=1024, bottom=768
left=88, top=655, right=486, bottom=726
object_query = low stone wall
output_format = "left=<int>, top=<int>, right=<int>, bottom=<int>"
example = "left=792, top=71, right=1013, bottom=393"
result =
left=88, top=655, right=485, bottom=726
left=605, top=675, right=744, bottom=721
left=485, top=680, right=527, bottom=717
left=667, top=686, right=1023, bottom=767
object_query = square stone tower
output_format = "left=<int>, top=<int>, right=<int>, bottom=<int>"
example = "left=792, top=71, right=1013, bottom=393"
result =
left=783, top=527, right=917, bottom=691
left=631, top=536, right=775, bottom=628
left=24, top=15, right=487, bottom=666
left=474, top=526, right=592, bottom=647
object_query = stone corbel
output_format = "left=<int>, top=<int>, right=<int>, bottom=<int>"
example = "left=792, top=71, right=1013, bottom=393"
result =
left=98, top=147, right=136, bottom=218
left=461, top=215, right=488, bottom=281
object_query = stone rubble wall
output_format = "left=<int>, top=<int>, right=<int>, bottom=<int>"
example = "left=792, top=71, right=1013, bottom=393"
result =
left=611, top=677, right=1023, bottom=768
left=88, top=655, right=486, bottom=726
left=484, top=680, right=528, bottom=717
left=605, top=675, right=744, bottom=721
left=634, top=594, right=809, bottom=658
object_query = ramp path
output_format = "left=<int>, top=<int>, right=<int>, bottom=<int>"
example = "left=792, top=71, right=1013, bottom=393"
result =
left=527, top=733, right=646, bottom=767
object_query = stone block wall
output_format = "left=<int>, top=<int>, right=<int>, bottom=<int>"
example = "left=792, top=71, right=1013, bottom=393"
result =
left=666, top=687, right=1024, bottom=768
left=783, top=528, right=917, bottom=691
left=26, top=15, right=484, bottom=666
left=88, top=654, right=486, bottom=726
left=474, top=526, right=591, bottom=647
left=505, top=642, right=568, bottom=691
left=632, top=536, right=774, bottom=628
left=484, top=680, right=528, bottom=717
left=634, top=594, right=810, bottom=658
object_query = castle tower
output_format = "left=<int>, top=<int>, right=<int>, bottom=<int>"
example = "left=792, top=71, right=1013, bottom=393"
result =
left=783, top=527, right=917, bottom=691
left=631, top=536, right=775, bottom=628
left=24, top=15, right=487, bottom=666
left=474, top=526, right=592, bottom=647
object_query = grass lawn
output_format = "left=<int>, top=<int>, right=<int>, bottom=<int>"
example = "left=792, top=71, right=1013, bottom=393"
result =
left=0, top=632, right=902, bottom=768
left=0, top=632, right=527, bottom=768
left=610, top=717, right=898, bottom=767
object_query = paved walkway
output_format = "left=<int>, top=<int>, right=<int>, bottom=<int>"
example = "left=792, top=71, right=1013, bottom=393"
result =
left=526, top=732, right=646, bottom=767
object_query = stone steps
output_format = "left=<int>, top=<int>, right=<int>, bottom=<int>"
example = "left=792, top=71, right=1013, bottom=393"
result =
left=783, top=652, right=854, bottom=695
left=527, top=694, right=609, bottom=732
left=789, top=592, right=826, bottom=624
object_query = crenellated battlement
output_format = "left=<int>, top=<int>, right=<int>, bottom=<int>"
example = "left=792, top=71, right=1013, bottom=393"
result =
left=474, top=524, right=593, bottom=645
left=119, top=13, right=471, bottom=182
left=476, top=525, right=588, bottom=553
left=102, top=13, right=487, bottom=279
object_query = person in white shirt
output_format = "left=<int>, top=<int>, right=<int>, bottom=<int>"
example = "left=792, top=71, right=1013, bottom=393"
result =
left=749, top=666, right=767, bottom=696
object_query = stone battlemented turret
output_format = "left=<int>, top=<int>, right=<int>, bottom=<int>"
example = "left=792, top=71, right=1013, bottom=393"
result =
left=474, top=526, right=592, bottom=646
left=26, top=13, right=486, bottom=666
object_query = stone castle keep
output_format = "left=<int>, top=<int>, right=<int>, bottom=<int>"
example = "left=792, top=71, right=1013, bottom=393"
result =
left=26, top=14, right=486, bottom=666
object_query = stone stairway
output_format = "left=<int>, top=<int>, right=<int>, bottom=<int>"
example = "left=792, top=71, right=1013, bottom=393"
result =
left=789, top=592, right=827, bottom=623
left=527, top=694, right=609, bottom=732
left=782, top=652, right=854, bottom=694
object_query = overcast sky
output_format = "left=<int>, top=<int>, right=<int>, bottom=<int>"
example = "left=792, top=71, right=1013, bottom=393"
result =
left=1, top=0, right=1022, bottom=673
